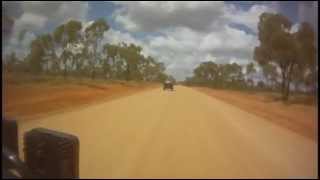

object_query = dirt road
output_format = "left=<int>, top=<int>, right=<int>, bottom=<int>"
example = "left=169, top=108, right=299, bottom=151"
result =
left=17, top=86, right=318, bottom=178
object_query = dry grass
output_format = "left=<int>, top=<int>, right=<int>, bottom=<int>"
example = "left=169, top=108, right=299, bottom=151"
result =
left=3, top=72, right=159, bottom=121
left=194, top=87, right=317, bottom=141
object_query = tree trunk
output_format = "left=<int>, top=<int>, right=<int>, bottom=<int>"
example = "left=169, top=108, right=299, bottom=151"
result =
left=63, top=67, right=67, bottom=79
left=283, top=80, right=290, bottom=101
left=126, top=64, right=130, bottom=81
left=281, top=76, right=286, bottom=100
left=282, top=63, right=294, bottom=101
left=91, top=43, right=97, bottom=80
left=91, top=70, right=95, bottom=79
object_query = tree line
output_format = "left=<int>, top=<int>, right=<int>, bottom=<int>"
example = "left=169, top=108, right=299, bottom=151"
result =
left=184, top=62, right=269, bottom=90
left=185, top=12, right=317, bottom=101
left=4, top=18, right=171, bottom=82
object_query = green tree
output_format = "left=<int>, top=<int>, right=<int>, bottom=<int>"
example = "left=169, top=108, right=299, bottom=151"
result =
left=103, top=44, right=119, bottom=79
left=261, top=63, right=278, bottom=91
left=189, top=61, right=245, bottom=89
left=85, top=18, right=109, bottom=79
left=295, top=22, right=317, bottom=93
left=38, top=34, right=55, bottom=73
left=151, top=62, right=167, bottom=82
left=246, top=62, right=256, bottom=75
left=27, top=38, right=45, bottom=73
left=219, top=63, right=244, bottom=88
left=193, top=61, right=219, bottom=86
left=114, top=43, right=152, bottom=81
left=5, top=52, right=18, bottom=72
left=138, top=56, right=163, bottom=81
left=157, top=73, right=169, bottom=83
left=257, top=81, right=266, bottom=90
left=53, top=20, right=82, bottom=78
left=254, top=13, right=299, bottom=100
left=245, top=62, right=256, bottom=89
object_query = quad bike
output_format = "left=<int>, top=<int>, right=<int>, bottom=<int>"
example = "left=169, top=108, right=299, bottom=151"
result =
left=2, top=119, right=79, bottom=179
left=163, top=81, right=174, bottom=91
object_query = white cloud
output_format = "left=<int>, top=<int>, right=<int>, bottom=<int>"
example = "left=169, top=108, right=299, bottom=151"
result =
left=103, top=29, right=142, bottom=46
left=3, top=2, right=279, bottom=81
left=204, top=54, right=216, bottom=62
left=113, top=1, right=227, bottom=32
left=20, top=2, right=89, bottom=26
left=4, top=31, right=36, bottom=59
left=56, top=2, right=89, bottom=23
left=113, top=2, right=276, bottom=33
left=82, top=20, right=94, bottom=32
left=290, top=23, right=300, bottom=34
left=107, top=1, right=270, bottom=80
left=226, top=4, right=276, bottom=33
left=15, top=13, right=48, bottom=30
left=5, top=12, right=49, bottom=59
left=147, top=26, right=256, bottom=80
left=3, top=2, right=89, bottom=59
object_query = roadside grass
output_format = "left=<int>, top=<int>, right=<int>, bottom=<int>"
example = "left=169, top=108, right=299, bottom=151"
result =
left=194, top=86, right=317, bottom=141
left=3, top=72, right=158, bottom=87
left=3, top=72, right=160, bottom=120
left=184, top=84, right=316, bottom=106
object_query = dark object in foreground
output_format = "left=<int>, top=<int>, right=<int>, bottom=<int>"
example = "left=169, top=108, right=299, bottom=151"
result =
left=2, top=120, right=19, bottom=155
left=3, top=147, right=33, bottom=178
left=24, top=128, right=79, bottom=178
left=2, top=119, right=79, bottom=179
left=163, top=81, right=174, bottom=91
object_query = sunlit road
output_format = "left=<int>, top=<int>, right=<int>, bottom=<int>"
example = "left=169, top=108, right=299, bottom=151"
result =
left=18, top=86, right=317, bottom=178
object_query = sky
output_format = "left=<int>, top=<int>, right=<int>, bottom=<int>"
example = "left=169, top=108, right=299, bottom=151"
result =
left=2, top=1, right=318, bottom=81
